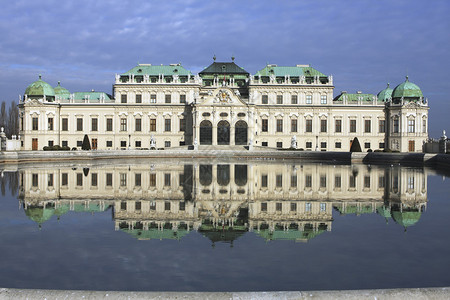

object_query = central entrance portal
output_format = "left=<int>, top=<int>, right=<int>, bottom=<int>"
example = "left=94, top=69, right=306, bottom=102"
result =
left=235, top=120, right=248, bottom=145
left=217, top=120, right=230, bottom=145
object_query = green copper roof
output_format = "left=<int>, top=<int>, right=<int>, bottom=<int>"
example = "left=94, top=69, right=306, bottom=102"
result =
left=122, top=64, right=192, bottom=76
left=255, top=65, right=327, bottom=77
left=392, top=76, right=423, bottom=100
left=121, top=228, right=190, bottom=240
left=392, top=210, right=421, bottom=228
left=333, top=92, right=379, bottom=102
left=25, top=75, right=55, bottom=97
left=56, top=91, right=112, bottom=102
left=25, top=207, right=54, bottom=224
left=255, top=228, right=326, bottom=241
left=54, top=81, right=70, bottom=95
left=377, top=206, right=392, bottom=219
left=377, top=83, right=393, bottom=102
left=199, top=62, right=249, bottom=75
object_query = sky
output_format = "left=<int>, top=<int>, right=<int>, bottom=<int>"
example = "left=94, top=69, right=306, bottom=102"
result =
left=0, top=0, right=448, bottom=137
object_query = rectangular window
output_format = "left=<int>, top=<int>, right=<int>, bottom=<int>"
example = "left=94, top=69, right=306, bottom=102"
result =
left=276, top=95, right=283, bottom=104
left=120, top=202, right=127, bottom=210
left=378, top=176, right=385, bottom=188
left=261, top=175, right=268, bottom=187
left=393, top=119, right=399, bottom=133
left=62, top=173, right=68, bottom=186
left=47, top=174, right=53, bottom=187
left=364, top=142, right=371, bottom=149
left=305, top=175, right=312, bottom=188
left=150, top=94, right=156, bottom=103
left=120, top=173, right=127, bottom=187
left=290, top=202, right=297, bottom=212
left=306, top=95, right=312, bottom=104
left=91, top=118, right=98, bottom=132
left=106, top=141, right=112, bottom=147
left=165, top=94, right=171, bottom=103
left=32, top=174, right=38, bottom=187
left=276, top=119, right=283, bottom=132
left=48, top=140, right=54, bottom=147
left=180, top=94, right=186, bottom=103
left=135, top=94, right=142, bottom=103
left=135, top=118, right=141, bottom=132
left=422, top=119, right=427, bottom=133
left=276, top=142, right=282, bottom=148
left=164, top=173, right=171, bottom=186
left=291, top=119, right=297, bottom=132
left=135, top=201, right=141, bottom=210
left=62, top=118, right=68, bottom=131
left=179, top=201, right=185, bottom=211
left=408, top=140, right=415, bottom=152
left=408, top=119, right=415, bottom=133
left=32, top=117, right=38, bottom=130
left=106, top=173, right=112, bottom=186
left=364, top=119, right=371, bottom=133
left=262, top=95, right=268, bottom=104
left=379, top=142, right=385, bottom=149
left=135, top=140, right=141, bottom=148
left=120, top=141, right=126, bottom=148
left=48, top=118, right=53, bottom=131
left=305, top=202, right=312, bottom=212
left=91, top=173, right=97, bottom=187
left=165, top=119, right=171, bottom=132
left=77, top=118, right=83, bottom=131
left=306, top=141, right=312, bottom=148
left=106, top=118, right=113, bottom=131
left=164, top=201, right=171, bottom=211
left=276, top=174, right=282, bottom=187
left=135, top=173, right=141, bottom=187
left=62, top=141, right=68, bottom=147
left=77, top=140, right=82, bottom=147
left=321, top=142, right=327, bottom=149
left=262, top=119, right=268, bottom=132
left=335, top=175, right=341, bottom=188
left=150, top=118, right=156, bottom=131
left=350, top=120, right=356, bottom=133
left=76, top=173, right=82, bottom=186
left=120, top=118, right=127, bottom=131
left=291, top=175, right=297, bottom=187
left=321, top=95, right=327, bottom=104
left=335, top=142, right=341, bottom=149
left=165, top=141, right=171, bottom=148
left=180, top=119, right=186, bottom=132
left=364, top=176, right=371, bottom=188
left=320, top=120, right=327, bottom=132
left=150, top=201, right=156, bottom=210
left=320, top=175, right=326, bottom=188
left=262, top=141, right=268, bottom=147
left=276, top=202, right=282, bottom=211
left=121, top=94, right=127, bottom=103
left=291, top=95, right=298, bottom=104
left=320, top=203, right=326, bottom=212
left=261, top=202, right=267, bottom=212
left=379, top=120, right=385, bottom=133
left=349, top=175, right=356, bottom=188
left=305, top=119, right=312, bottom=132
left=335, top=119, right=342, bottom=133
left=149, top=173, right=156, bottom=186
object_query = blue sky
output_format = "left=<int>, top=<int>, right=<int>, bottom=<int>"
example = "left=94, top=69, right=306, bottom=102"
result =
left=0, top=0, right=448, bottom=136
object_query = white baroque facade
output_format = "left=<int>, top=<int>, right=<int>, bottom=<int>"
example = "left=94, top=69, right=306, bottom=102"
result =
left=19, top=60, right=429, bottom=152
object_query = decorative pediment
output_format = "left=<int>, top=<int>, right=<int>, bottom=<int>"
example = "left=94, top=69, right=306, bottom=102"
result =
left=198, top=87, right=248, bottom=107
left=24, top=98, right=45, bottom=107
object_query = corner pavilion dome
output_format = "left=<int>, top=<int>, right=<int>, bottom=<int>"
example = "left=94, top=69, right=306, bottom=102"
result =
left=24, top=75, right=55, bottom=100
left=377, top=83, right=393, bottom=102
left=392, top=76, right=423, bottom=103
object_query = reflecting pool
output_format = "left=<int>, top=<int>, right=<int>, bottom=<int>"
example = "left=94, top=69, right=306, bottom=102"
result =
left=0, top=160, right=449, bottom=291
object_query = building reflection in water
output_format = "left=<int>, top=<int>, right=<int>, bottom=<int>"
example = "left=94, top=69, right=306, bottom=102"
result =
left=18, top=162, right=428, bottom=243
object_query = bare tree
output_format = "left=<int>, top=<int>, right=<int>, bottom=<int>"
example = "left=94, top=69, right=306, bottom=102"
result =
left=7, top=101, right=19, bottom=138
left=0, top=101, right=6, bottom=130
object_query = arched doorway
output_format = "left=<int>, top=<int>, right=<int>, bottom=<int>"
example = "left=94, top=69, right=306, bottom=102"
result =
left=200, top=120, right=212, bottom=145
left=217, top=120, right=230, bottom=145
left=235, top=120, right=248, bottom=145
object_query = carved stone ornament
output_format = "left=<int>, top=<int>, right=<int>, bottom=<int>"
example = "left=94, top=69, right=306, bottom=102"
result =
left=216, top=89, right=233, bottom=103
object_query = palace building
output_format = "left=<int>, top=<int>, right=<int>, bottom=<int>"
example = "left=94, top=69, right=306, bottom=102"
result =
left=19, top=58, right=429, bottom=152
